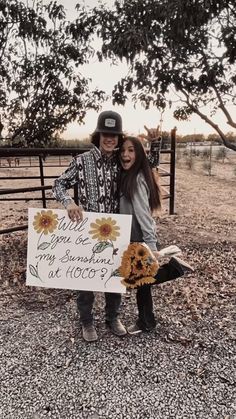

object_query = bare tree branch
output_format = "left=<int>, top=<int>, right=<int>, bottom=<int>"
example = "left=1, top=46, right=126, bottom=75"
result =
left=211, top=85, right=236, bottom=129
left=182, top=90, right=236, bottom=151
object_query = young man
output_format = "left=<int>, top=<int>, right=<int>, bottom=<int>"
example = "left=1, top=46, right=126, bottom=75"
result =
left=53, top=110, right=161, bottom=342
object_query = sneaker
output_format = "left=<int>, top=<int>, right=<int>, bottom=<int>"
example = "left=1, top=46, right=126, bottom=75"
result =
left=172, top=256, right=194, bottom=274
left=106, top=318, right=127, bottom=336
left=127, top=323, right=142, bottom=335
left=82, top=324, right=98, bottom=342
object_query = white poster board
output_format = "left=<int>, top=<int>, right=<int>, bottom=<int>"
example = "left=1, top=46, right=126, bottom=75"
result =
left=26, top=208, right=132, bottom=293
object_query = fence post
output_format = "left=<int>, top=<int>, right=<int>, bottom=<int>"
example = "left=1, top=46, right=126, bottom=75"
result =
left=39, top=155, right=46, bottom=208
left=169, top=128, right=176, bottom=215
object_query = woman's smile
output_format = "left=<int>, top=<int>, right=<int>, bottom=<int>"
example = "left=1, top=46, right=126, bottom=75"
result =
left=120, top=140, right=136, bottom=170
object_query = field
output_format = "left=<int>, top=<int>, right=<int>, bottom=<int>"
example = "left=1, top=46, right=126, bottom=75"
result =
left=0, top=152, right=235, bottom=418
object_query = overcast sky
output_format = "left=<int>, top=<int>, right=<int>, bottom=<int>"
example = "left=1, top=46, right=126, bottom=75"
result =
left=41, top=0, right=234, bottom=139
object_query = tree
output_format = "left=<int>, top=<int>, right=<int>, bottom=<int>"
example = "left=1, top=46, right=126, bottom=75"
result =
left=80, top=0, right=236, bottom=151
left=181, top=134, right=205, bottom=144
left=0, top=0, right=104, bottom=147
left=207, top=133, right=222, bottom=144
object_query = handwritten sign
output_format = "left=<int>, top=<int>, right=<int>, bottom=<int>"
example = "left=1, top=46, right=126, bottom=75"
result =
left=26, top=208, right=132, bottom=293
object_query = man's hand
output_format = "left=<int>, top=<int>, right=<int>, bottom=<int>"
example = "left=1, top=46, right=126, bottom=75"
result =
left=66, top=202, right=83, bottom=222
left=142, top=125, right=161, bottom=142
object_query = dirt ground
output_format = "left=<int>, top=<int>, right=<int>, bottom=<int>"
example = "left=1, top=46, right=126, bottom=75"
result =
left=1, top=152, right=236, bottom=237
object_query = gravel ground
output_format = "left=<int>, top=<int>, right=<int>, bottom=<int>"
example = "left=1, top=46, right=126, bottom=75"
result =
left=0, top=161, right=236, bottom=419
left=0, top=237, right=235, bottom=419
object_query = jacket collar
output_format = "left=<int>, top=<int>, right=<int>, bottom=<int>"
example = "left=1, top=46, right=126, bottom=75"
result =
left=91, top=145, right=118, bottom=163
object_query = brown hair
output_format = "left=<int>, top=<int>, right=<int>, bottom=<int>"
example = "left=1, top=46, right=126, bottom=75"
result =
left=120, top=136, right=161, bottom=212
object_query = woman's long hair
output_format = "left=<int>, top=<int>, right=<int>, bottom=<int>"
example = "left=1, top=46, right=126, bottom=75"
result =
left=120, top=136, right=161, bottom=212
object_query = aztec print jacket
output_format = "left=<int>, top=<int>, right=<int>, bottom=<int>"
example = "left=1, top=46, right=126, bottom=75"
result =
left=53, top=140, right=161, bottom=214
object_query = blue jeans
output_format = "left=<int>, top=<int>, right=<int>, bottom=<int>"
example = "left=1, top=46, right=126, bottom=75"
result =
left=77, top=291, right=121, bottom=326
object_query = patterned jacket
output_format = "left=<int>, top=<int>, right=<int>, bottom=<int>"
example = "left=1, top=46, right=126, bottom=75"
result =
left=53, top=140, right=161, bottom=214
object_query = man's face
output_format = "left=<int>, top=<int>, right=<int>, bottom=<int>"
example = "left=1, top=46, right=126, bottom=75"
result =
left=99, top=133, right=119, bottom=156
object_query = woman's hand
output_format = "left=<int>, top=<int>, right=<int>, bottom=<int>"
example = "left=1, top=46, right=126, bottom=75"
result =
left=66, top=202, right=83, bottom=222
left=152, top=250, right=160, bottom=260
left=143, top=125, right=161, bottom=142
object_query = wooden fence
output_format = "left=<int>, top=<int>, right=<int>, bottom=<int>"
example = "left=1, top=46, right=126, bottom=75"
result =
left=0, top=130, right=176, bottom=235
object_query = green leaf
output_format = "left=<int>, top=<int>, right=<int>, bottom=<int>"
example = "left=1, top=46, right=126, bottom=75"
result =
left=29, top=264, right=38, bottom=278
left=38, top=242, right=50, bottom=250
left=110, top=268, right=121, bottom=277
left=92, top=241, right=112, bottom=253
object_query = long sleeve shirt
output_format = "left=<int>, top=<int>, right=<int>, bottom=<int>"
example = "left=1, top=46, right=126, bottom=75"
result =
left=53, top=146, right=119, bottom=213
left=53, top=140, right=161, bottom=214
left=119, top=173, right=158, bottom=252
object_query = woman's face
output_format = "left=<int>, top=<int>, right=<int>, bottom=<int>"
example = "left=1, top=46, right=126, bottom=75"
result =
left=120, top=140, right=136, bottom=170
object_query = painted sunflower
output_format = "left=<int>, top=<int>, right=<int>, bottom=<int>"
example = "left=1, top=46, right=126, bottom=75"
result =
left=33, top=210, right=58, bottom=235
left=89, top=217, right=120, bottom=241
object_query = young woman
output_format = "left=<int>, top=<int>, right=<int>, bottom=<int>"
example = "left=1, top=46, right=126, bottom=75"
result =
left=119, top=136, right=193, bottom=334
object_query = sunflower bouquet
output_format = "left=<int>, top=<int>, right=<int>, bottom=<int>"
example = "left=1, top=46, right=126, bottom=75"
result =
left=119, top=242, right=159, bottom=289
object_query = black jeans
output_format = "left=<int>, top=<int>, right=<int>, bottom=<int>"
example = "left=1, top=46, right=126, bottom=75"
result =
left=77, top=291, right=121, bottom=326
left=136, top=285, right=156, bottom=330
left=136, top=258, right=184, bottom=330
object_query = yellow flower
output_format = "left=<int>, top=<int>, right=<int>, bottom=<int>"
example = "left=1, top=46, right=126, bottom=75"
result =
left=119, top=242, right=159, bottom=288
left=133, top=243, right=150, bottom=259
left=33, top=210, right=58, bottom=235
left=121, top=276, right=156, bottom=289
left=119, top=248, right=134, bottom=277
left=136, top=276, right=156, bottom=287
left=125, top=243, right=138, bottom=258
left=131, top=259, right=146, bottom=276
left=119, top=261, right=132, bottom=279
left=89, top=217, right=120, bottom=241
left=121, top=277, right=138, bottom=289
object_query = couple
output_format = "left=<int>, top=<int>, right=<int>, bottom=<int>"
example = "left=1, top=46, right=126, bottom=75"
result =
left=53, top=110, right=193, bottom=342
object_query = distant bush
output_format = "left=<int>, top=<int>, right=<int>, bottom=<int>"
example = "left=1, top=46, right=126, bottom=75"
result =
left=0, top=136, right=92, bottom=149
left=176, top=148, right=182, bottom=161
left=185, top=157, right=195, bottom=170
left=215, top=147, right=228, bottom=163
left=62, top=138, right=91, bottom=148
left=201, top=148, right=211, bottom=159
left=191, top=148, right=200, bottom=157
left=202, top=161, right=212, bottom=176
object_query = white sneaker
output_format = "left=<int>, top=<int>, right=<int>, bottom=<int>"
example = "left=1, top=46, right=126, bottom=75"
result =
left=127, top=323, right=142, bottom=335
